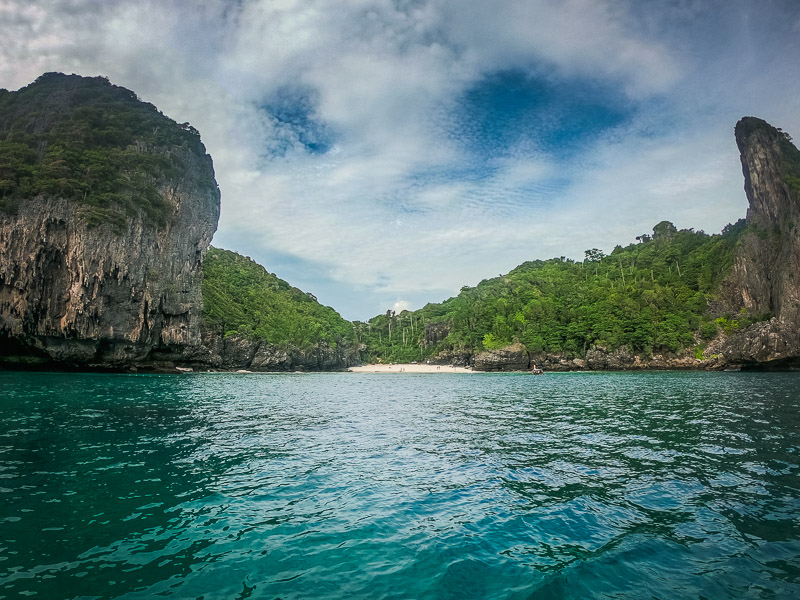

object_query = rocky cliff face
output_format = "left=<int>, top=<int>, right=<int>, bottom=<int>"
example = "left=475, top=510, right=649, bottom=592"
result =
left=196, top=332, right=361, bottom=371
left=473, top=342, right=530, bottom=371
left=424, top=322, right=451, bottom=347
left=0, top=75, right=220, bottom=368
left=717, top=117, right=800, bottom=367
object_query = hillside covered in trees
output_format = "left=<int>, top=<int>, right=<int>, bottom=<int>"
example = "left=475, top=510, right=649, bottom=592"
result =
left=0, top=72, right=211, bottom=230
left=356, top=219, right=761, bottom=365
left=194, top=116, right=800, bottom=371
left=201, top=221, right=760, bottom=369
left=202, top=247, right=356, bottom=351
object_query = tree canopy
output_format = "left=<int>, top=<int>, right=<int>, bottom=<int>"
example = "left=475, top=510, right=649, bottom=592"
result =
left=358, top=220, right=759, bottom=363
left=0, top=72, right=211, bottom=229
left=202, top=247, right=355, bottom=350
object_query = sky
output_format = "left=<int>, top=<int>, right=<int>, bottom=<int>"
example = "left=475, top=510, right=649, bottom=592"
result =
left=1, top=0, right=799, bottom=320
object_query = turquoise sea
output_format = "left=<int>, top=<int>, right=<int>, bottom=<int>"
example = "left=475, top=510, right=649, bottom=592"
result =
left=1, top=371, right=799, bottom=599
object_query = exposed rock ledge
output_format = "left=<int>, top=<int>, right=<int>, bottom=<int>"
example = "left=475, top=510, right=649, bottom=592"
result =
left=0, top=183, right=218, bottom=368
left=469, top=344, right=711, bottom=372
left=189, top=332, right=361, bottom=372
left=473, top=342, right=530, bottom=371
left=0, top=152, right=219, bottom=369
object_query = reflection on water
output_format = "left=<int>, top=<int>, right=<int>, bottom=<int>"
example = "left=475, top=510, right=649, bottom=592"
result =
left=1, top=371, right=799, bottom=599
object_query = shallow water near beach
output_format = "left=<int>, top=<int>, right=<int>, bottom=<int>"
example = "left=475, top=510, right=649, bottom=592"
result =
left=1, top=370, right=799, bottom=599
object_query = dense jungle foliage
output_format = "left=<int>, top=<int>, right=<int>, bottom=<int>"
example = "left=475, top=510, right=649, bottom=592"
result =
left=0, top=72, right=208, bottom=229
left=780, top=133, right=800, bottom=197
left=357, top=220, right=760, bottom=363
left=202, top=248, right=356, bottom=350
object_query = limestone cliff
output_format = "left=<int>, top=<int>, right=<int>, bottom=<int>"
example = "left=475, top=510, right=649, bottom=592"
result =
left=0, top=74, right=220, bottom=368
left=717, top=117, right=800, bottom=367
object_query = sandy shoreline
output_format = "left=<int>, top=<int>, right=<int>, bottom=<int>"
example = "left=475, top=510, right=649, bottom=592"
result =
left=348, top=363, right=475, bottom=373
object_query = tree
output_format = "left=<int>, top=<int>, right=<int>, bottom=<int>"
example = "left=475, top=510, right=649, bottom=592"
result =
left=584, top=248, right=605, bottom=262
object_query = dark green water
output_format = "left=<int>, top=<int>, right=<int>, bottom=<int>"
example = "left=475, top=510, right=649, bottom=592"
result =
left=1, top=371, right=799, bottom=599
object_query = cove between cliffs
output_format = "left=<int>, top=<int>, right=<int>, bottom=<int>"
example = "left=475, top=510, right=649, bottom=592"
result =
left=1, top=74, right=799, bottom=373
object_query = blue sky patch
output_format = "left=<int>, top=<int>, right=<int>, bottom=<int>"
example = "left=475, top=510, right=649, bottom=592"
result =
left=451, top=70, right=634, bottom=161
left=260, top=86, right=334, bottom=158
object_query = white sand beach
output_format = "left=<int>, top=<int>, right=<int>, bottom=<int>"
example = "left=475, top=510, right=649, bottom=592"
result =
left=349, top=363, right=474, bottom=373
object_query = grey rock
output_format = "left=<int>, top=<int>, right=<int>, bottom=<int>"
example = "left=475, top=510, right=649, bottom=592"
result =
left=424, top=322, right=450, bottom=347
left=720, top=319, right=800, bottom=367
left=473, top=342, right=530, bottom=371
left=716, top=118, right=800, bottom=366
left=250, top=343, right=291, bottom=370
left=0, top=82, right=219, bottom=368
left=195, top=331, right=360, bottom=371
left=585, top=346, right=636, bottom=370
left=426, top=349, right=472, bottom=366
left=0, top=174, right=219, bottom=368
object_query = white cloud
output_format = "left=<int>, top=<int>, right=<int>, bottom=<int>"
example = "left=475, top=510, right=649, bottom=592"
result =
left=0, top=0, right=798, bottom=319
left=447, top=0, right=683, bottom=95
left=392, top=300, right=410, bottom=313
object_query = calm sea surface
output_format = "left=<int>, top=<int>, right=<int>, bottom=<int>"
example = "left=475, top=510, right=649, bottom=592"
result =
left=1, top=371, right=799, bottom=599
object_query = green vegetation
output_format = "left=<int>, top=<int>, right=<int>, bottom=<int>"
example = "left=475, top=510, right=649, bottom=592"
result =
left=780, top=134, right=800, bottom=197
left=738, top=116, right=800, bottom=198
left=359, top=220, right=757, bottom=363
left=0, top=72, right=210, bottom=229
left=202, top=248, right=355, bottom=350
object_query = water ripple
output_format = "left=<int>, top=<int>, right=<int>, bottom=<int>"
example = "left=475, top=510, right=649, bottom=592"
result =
left=1, top=371, right=799, bottom=599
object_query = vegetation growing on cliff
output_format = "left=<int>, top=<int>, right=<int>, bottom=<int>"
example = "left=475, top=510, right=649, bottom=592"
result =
left=780, top=134, right=800, bottom=197
left=359, top=220, right=753, bottom=363
left=0, top=72, right=211, bottom=228
left=202, top=248, right=355, bottom=350
left=737, top=116, right=800, bottom=198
